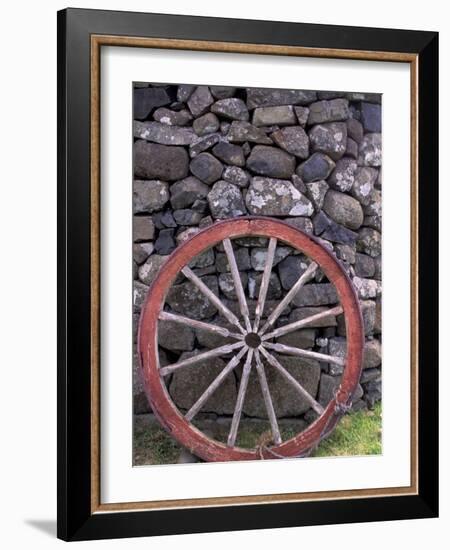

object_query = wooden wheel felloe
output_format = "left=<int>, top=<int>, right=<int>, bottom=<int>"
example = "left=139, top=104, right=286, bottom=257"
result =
left=138, top=217, right=364, bottom=462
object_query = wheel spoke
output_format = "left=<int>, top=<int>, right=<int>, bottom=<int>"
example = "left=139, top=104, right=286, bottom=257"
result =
left=254, top=349, right=282, bottom=445
left=227, top=349, right=254, bottom=447
left=160, top=341, right=245, bottom=376
left=259, top=261, right=317, bottom=335
left=182, top=266, right=245, bottom=334
left=222, top=238, right=252, bottom=332
left=259, top=347, right=324, bottom=415
left=253, top=237, right=277, bottom=332
left=263, top=341, right=345, bottom=367
left=159, top=311, right=243, bottom=340
left=185, top=346, right=248, bottom=421
left=261, top=305, right=343, bottom=341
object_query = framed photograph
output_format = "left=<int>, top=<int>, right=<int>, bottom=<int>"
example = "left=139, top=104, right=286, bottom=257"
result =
left=57, top=8, right=438, bottom=541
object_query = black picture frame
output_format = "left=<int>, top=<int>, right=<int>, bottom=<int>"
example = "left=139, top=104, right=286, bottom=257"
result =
left=57, top=7, right=439, bottom=541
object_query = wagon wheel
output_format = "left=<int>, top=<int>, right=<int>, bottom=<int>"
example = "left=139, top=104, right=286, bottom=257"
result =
left=138, top=217, right=364, bottom=462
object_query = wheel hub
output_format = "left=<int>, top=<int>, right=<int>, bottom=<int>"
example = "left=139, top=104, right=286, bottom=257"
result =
left=245, top=332, right=261, bottom=349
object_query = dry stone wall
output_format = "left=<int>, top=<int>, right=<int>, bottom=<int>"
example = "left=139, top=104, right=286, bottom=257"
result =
left=133, top=83, right=382, bottom=423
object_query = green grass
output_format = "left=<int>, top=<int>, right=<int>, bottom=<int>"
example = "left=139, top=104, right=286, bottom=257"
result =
left=133, top=418, right=180, bottom=466
left=312, top=402, right=382, bottom=457
left=133, top=403, right=382, bottom=465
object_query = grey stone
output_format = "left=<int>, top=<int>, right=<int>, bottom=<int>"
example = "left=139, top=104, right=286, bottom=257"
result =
left=323, top=190, right=364, bottom=230
left=223, top=299, right=285, bottom=319
left=153, top=210, right=177, bottom=229
left=134, top=141, right=189, bottom=181
left=208, top=180, right=246, bottom=219
left=133, top=180, right=169, bottom=213
left=227, top=121, right=273, bottom=144
left=210, top=86, right=237, bottom=99
left=307, top=99, right=349, bottom=125
left=170, top=353, right=237, bottom=414
left=305, top=180, right=329, bottom=210
left=278, top=255, right=309, bottom=289
left=277, top=328, right=316, bottom=349
left=313, top=211, right=358, bottom=245
left=271, top=126, right=309, bottom=159
left=190, top=152, right=223, bottom=184
left=317, top=91, right=346, bottom=100
left=352, top=167, right=378, bottom=205
left=218, top=272, right=248, bottom=299
left=153, top=107, right=192, bottom=126
left=374, top=255, right=382, bottom=280
left=364, top=188, right=382, bottom=217
left=247, top=145, right=296, bottom=178
left=309, top=122, right=347, bottom=160
left=134, top=121, right=196, bottom=145
left=192, top=199, right=208, bottom=213
left=175, top=227, right=199, bottom=245
left=360, top=367, right=382, bottom=384
left=345, top=137, right=359, bottom=159
left=166, top=275, right=219, bottom=320
left=374, top=298, right=382, bottom=334
left=354, top=253, right=375, bottom=277
left=138, top=254, right=167, bottom=285
left=211, top=98, right=249, bottom=121
left=283, top=217, right=314, bottom=234
left=346, top=92, right=381, bottom=103
left=173, top=209, right=203, bottom=226
left=289, top=306, right=338, bottom=327
left=189, top=133, right=221, bottom=157
left=252, top=105, right=297, bottom=126
left=133, top=280, right=149, bottom=312
left=246, top=88, right=317, bottom=109
left=357, top=227, right=382, bottom=257
left=250, top=246, right=292, bottom=271
left=337, top=299, right=376, bottom=337
left=133, top=216, right=155, bottom=242
left=363, top=339, right=382, bottom=369
left=212, top=142, right=245, bottom=166
left=346, top=118, right=364, bottom=144
left=292, top=283, right=338, bottom=307
left=154, top=228, right=176, bottom=255
left=158, top=319, right=195, bottom=351
left=335, top=243, right=356, bottom=264
left=189, top=248, right=215, bottom=270
left=177, top=84, right=195, bottom=103
left=194, top=319, right=236, bottom=350
left=193, top=113, right=220, bottom=136
left=170, top=176, right=210, bottom=209
left=187, top=86, right=214, bottom=117
left=358, top=133, right=382, bottom=166
left=248, top=271, right=282, bottom=300
left=328, top=158, right=358, bottom=192
left=133, top=242, right=154, bottom=264
left=360, top=102, right=382, bottom=133
left=246, top=177, right=314, bottom=217
left=297, top=153, right=335, bottom=182
left=134, top=87, right=171, bottom=119
left=318, top=374, right=340, bottom=407
left=363, top=215, right=382, bottom=232
left=352, top=277, right=381, bottom=299
left=216, top=248, right=251, bottom=272
left=244, top=354, right=321, bottom=417
left=294, top=106, right=310, bottom=127
left=328, top=337, right=347, bottom=375
left=222, top=165, right=249, bottom=187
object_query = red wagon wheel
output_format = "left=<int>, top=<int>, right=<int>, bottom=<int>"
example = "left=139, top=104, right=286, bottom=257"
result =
left=138, top=217, right=364, bottom=462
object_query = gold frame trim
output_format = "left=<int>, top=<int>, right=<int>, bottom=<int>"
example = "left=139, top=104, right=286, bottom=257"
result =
left=90, top=35, right=419, bottom=514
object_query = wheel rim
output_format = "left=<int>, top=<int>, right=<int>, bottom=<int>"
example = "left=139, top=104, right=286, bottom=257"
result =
left=138, top=217, right=364, bottom=462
